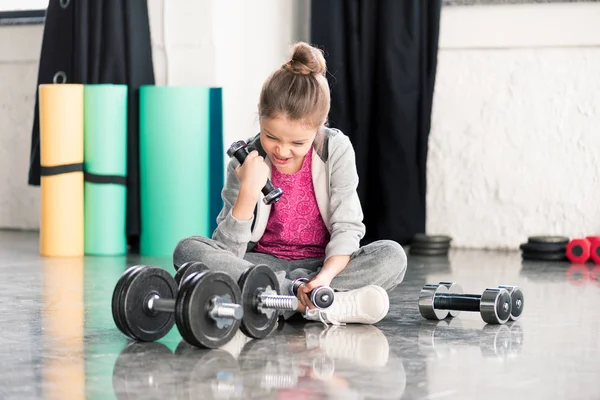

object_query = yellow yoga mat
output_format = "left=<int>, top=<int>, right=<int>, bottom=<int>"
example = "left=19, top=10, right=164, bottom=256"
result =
left=39, top=84, right=85, bottom=257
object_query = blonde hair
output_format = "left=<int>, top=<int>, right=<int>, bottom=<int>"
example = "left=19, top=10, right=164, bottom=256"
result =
left=258, top=42, right=331, bottom=132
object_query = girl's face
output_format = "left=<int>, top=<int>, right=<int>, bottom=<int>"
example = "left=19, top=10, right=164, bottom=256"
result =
left=259, top=115, right=318, bottom=174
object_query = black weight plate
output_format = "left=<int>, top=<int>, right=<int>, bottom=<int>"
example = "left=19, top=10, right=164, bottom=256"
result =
left=521, top=251, right=567, bottom=261
left=175, top=270, right=208, bottom=346
left=412, top=234, right=452, bottom=245
left=410, top=247, right=449, bottom=256
left=238, top=264, right=280, bottom=339
left=177, top=271, right=242, bottom=349
left=112, top=342, right=174, bottom=399
left=527, top=235, right=569, bottom=245
left=411, top=242, right=451, bottom=250
left=175, top=261, right=210, bottom=286
left=519, top=242, right=566, bottom=253
left=112, top=265, right=146, bottom=339
left=121, top=266, right=178, bottom=342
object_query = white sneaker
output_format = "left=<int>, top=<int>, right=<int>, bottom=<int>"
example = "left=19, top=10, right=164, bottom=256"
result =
left=303, top=285, right=390, bottom=325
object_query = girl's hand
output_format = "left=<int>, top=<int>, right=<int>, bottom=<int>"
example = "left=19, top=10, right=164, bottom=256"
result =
left=235, top=150, right=269, bottom=197
left=298, top=274, right=334, bottom=310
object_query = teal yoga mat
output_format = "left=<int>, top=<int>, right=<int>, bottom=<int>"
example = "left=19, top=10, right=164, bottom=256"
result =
left=84, top=85, right=128, bottom=255
left=209, top=88, right=224, bottom=235
left=139, top=86, right=211, bottom=257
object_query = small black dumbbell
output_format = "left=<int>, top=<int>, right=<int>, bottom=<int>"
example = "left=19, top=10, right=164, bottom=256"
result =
left=227, top=140, right=283, bottom=205
left=438, top=282, right=524, bottom=322
left=112, top=265, right=243, bottom=348
left=290, top=278, right=335, bottom=309
left=418, top=283, right=512, bottom=325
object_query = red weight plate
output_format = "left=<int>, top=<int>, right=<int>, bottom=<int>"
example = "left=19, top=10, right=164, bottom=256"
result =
left=566, top=238, right=591, bottom=264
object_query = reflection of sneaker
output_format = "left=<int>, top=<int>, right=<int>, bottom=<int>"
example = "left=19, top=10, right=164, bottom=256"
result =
left=305, top=325, right=390, bottom=367
left=303, top=285, right=389, bottom=325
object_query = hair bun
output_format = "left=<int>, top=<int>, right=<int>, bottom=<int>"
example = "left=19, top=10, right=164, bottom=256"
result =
left=282, top=42, right=327, bottom=76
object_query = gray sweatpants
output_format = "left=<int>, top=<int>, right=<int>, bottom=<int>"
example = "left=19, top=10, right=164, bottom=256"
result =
left=172, top=236, right=407, bottom=299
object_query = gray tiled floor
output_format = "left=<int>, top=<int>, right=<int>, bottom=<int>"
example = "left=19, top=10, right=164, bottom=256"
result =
left=1, top=229, right=599, bottom=399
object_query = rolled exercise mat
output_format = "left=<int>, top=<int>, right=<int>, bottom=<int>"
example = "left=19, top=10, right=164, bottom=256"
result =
left=209, top=88, right=224, bottom=235
left=84, top=84, right=128, bottom=255
left=39, top=84, right=84, bottom=257
left=139, top=86, right=210, bottom=257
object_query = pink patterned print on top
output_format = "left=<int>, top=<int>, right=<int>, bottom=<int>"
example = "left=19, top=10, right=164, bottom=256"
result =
left=253, top=149, right=330, bottom=260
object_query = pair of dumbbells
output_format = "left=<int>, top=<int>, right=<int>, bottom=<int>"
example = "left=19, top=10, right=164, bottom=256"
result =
left=418, top=282, right=524, bottom=325
left=566, top=236, right=600, bottom=264
left=112, top=262, right=300, bottom=349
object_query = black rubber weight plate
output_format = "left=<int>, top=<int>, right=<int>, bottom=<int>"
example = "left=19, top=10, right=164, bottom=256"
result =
left=121, top=266, right=178, bottom=342
left=521, top=251, right=567, bottom=261
left=238, top=264, right=280, bottom=339
left=411, top=242, right=450, bottom=250
left=519, top=242, right=566, bottom=253
left=527, top=235, right=569, bottom=245
left=412, top=234, right=452, bottom=245
left=410, top=247, right=449, bottom=256
left=175, top=261, right=210, bottom=286
left=175, top=270, right=206, bottom=346
left=177, top=271, right=242, bottom=349
left=112, top=265, right=145, bottom=339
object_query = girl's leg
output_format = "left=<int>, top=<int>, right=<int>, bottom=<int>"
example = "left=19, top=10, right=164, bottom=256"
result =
left=303, top=240, right=407, bottom=325
left=330, top=240, right=407, bottom=292
left=172, top=236, right=322, bottom=298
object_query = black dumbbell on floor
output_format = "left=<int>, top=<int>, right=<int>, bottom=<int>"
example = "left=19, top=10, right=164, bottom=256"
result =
left=437, top=282, right=524, bottom=322
left=112, top=265, right=244, bottom=348
left=290, top=278, right=335, bottom=309
left=227, top=140, right=283, bottom=205
left=175, top=261, right=299, bottom=339
left=418, top=283, right=513, bottom=325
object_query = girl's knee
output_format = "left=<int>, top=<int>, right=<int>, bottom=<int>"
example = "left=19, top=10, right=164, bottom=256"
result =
left=372, top=240, right=407, bottom=290
left=172, top=236, right=219, bottom=268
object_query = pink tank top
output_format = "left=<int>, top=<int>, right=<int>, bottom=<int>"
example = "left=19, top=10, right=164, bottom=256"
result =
left=253, top=150, right=330, bottom=260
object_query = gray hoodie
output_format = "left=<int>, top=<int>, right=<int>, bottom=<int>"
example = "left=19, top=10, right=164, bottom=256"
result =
left=213, top=127, right=366, bottom=261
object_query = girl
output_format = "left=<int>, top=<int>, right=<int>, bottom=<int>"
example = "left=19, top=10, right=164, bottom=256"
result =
left=173, top=42, right=407, bottom=325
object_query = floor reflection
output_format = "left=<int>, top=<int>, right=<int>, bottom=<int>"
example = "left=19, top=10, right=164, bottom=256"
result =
left=111, top=323, right=406, bottom=399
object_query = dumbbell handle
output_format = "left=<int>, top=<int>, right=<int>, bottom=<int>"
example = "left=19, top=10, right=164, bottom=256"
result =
left=147, top=294, right=243, bottom=321
left=258, top=293, right=299, bottom=311
left=433, top=293, right=482, bottom=312
left=227, top=141, right=283, bottom=205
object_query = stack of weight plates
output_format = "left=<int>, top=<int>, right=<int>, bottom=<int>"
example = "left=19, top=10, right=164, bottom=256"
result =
left=410, top=234, right=452, bottom=256
left=519, top=235, right=569, bottom=261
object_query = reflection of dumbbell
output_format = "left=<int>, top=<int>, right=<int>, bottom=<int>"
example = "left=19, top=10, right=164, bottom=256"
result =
left=177, top=262, right=299, bottom=339
left=112, top=265, right=243, bottom=348
left=227, top=140, right=283, bottom=205
left=418, top=320, right=524, bottom=359
left=290, top=278, right=335, bottom=309
left=437, top=282, right=524, bottom=322
left=566, top=237, right=600, bottom=264
left=418, top=283, right=512, bottom=324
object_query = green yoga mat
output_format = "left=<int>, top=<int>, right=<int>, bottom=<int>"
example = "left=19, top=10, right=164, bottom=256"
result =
left=84, top=85, right=128, bottom=255
left=139, top=86, right=211, bottom=257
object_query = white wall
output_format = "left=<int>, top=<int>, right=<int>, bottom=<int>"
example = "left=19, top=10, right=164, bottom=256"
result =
left=0, top=0, right=309, bottom=231
left=0, top=24, right=42, bottom=230
left=427, top=2, right=600, bottom=249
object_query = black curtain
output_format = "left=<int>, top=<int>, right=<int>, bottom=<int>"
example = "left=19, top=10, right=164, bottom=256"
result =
left=27, top=0, right=155, bottom=251
left=311, top=0, right=441, bottom=245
